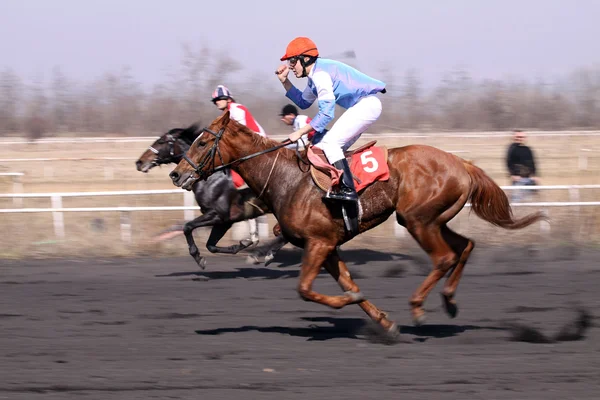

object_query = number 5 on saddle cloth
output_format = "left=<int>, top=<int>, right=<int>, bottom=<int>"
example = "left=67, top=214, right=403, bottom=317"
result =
left=307, top=140, right=390, bottom=236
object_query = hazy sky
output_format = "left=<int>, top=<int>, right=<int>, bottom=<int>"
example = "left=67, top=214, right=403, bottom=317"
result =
left=1, top=0, right=599, bottom=89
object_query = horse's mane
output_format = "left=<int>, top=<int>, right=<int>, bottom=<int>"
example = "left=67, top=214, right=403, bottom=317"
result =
left=180, top=121, right=204, bottom=145
left=227, top=118, right=300, bottom=162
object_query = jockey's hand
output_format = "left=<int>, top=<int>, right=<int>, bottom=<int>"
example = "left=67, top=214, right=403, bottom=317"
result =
left=288, top=124, right=314, bottom=143
left=288, top=129, right=304, bottom=142
left=275, top=64, right=289, bottom=83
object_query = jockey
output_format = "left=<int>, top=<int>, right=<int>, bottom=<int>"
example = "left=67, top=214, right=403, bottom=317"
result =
left=211, top=85, right=267, bottom=244
left=211, top=84, right=268, bottom=189
left=211, top=85, right=267, bottom=137
left=275, top=37, right=386, bottom=203
left=279, top=103, right=315, bottom=150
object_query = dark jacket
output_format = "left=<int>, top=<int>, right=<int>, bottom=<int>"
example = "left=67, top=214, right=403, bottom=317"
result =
left=506, top=143, right=537, bottom=177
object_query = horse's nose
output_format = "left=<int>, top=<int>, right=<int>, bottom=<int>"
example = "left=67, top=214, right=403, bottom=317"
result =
left=135, top=160, right=142, bottom=171
left=169, top=171, right=180, bottom=181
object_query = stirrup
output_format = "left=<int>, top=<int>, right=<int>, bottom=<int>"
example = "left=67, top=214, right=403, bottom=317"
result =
left=323, top=186, right=358, bottom=203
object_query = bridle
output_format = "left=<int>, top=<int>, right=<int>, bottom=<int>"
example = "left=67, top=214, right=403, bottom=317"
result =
left=147, top=133, right=187, bottom=166
left=181, top=126, right=298, bottom=180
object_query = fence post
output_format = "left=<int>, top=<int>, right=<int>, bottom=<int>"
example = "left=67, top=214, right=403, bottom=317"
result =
left=569, top=186, right=581, bottom=242
left=258, top=215, right=269, bottom=238
left=120, top=211, right=132, bottom=243
left=51, top=195, right=65, bottom=238
left=12, top=174, right=23, bottom=207
left=568, top=186, right=580, bottom=204
left=231, top=222, right=249, bottom=241
left=540, top=208, right=550, bottom=237
left=183, top=191, right=195, bottom=221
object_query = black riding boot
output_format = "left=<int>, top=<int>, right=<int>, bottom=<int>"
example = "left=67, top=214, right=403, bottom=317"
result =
left=324, top=159, right=358, bottom=203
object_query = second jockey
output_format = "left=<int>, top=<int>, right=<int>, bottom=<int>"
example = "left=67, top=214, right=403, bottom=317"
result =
left=211, top=84, right=267, bottom=243
left=211, top=84, right=267, bottom=189
left=212, top=85, right=267, bottom=138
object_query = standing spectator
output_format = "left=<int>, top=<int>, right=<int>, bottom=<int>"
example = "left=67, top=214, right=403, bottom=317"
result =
left=506, top=130, right=540, bottom=202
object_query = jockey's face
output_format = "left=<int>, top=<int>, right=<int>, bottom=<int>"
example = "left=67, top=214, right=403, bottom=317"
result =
left=214, top=99, right=229, bottom=111
left=289, top=56, right=313, bottom=78
left=281, top=114, right=295, bottom=125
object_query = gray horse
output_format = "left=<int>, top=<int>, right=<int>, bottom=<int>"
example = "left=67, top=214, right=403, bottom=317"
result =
left=136, top=123, right=287, bottom=268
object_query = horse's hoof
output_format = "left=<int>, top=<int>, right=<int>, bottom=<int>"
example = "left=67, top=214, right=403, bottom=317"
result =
left=413, top=312, right=426, bottom=327
left=264, top=252, right=275, bottom=266
left=245, top=254, right=260, bottom=265
left=386, top=322, right=400, bottom=338
left=239, top=238, right=254, bottom=248
left=344, top=290, right=365, bottom=303
left=441, top=293, right=458, bottom=318
left=195, top=256, right=207, bottom=270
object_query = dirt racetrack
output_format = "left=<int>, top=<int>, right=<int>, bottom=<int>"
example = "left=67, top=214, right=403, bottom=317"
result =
left=1, top=245, right=599, bottom=400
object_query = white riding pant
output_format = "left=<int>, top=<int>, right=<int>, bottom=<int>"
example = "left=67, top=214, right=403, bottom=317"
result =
left=313, top=95, right=382, bottom=164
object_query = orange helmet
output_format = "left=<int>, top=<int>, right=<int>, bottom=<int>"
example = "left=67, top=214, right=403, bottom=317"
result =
left=280, top=37, right=319, bottom=61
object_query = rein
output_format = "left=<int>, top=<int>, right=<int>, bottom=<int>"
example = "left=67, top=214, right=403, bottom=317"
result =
left=182, top=126, right=294, bottom=178
left=257, top=152, right=280, bottom=199
left=212, top=139, right=293, bottom=174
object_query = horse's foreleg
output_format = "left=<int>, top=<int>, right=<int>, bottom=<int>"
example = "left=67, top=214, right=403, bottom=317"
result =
left=407, top=224, right=458, bottom=325
left=205, top=222, right=254, bottom=254
left=440, top=226, right=475, bottom=318
left=297, top=241, right=364, bottom=309
left=323, top=251, right=398, bottom=335
left=183, top=211, right=224, bottom=269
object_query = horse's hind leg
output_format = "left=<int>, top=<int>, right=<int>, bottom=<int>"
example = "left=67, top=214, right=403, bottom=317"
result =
left=406, top=223, right=458, bottom=325
left=263, top=235, right=288, bottom=265
left=439, top=225, right=475, bottom=318
left=323, top=251, right=398, bottom=336
left=206, top=222, right=255, bottom=254
left=246, top=235, right=288, bottom=265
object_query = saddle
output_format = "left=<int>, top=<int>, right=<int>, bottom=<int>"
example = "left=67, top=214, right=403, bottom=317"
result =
left=308, top=140, right=390, bottom=193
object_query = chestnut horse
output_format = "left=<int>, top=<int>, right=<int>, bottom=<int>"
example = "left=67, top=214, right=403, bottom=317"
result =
left=169, top=112, right=546, bottom=336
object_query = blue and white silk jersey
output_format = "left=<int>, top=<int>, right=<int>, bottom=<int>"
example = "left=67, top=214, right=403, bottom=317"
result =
left=285, top=58, right=386, bottom=133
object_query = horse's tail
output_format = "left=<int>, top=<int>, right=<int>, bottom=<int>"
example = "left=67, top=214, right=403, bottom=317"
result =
left=463, top=161, right=547, bottom=230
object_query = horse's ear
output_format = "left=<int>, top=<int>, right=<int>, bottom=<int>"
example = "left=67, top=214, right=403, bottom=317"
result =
left=166, top=128, right=183, bottom=137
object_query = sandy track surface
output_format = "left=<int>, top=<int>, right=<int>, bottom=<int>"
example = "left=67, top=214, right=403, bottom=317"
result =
left=1, top=246, right=599, bottom=399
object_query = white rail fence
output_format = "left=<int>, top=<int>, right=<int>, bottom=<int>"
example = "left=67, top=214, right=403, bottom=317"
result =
left=0, top=147, right=595, bottom=189
left=0, top=158, right=132, bottom=180
left=0, top=151, right=472, bottom=184
left=3, top=130, right=600, bottom=146
left=1, top=186, right=599, bottom=243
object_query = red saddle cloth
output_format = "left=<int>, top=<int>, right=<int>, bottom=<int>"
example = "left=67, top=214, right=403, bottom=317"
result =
left=307, top=141, right=390, bottom=193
